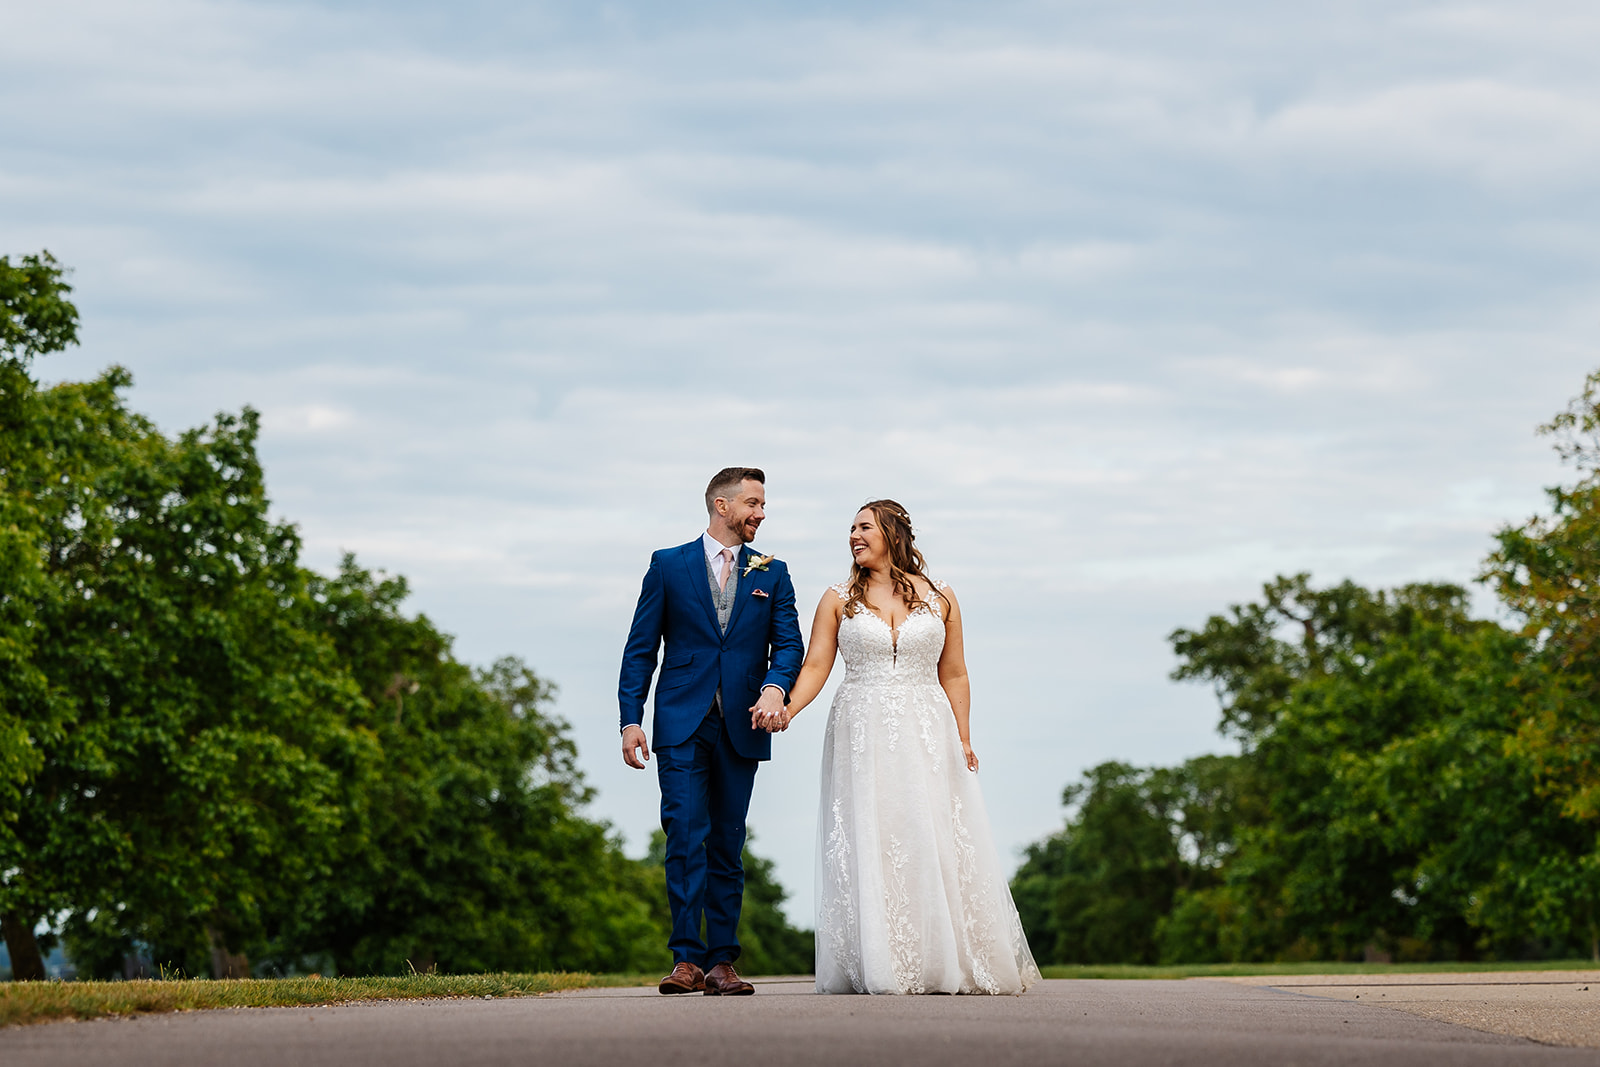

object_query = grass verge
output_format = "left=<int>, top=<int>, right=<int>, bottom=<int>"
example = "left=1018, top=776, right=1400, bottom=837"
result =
left=1041, top=960, right=1600, bottom=980
left=1, top=972, right=655, bottom=1028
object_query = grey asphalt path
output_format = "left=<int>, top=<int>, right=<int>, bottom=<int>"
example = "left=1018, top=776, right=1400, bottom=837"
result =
left=9, top=977, right=1600, bottom=1066
left=1216, top=972, right=1600, bottom=1047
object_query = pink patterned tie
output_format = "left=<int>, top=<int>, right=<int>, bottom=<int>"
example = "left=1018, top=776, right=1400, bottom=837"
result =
left=718, top=548, right=734, bottom=591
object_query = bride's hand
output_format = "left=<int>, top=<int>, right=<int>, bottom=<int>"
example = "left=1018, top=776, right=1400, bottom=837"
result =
left=749, top=698, right=790, bottom=732
left=961, top=739, right=978, bottom=772
left=750, top=687, right=788, bottom=733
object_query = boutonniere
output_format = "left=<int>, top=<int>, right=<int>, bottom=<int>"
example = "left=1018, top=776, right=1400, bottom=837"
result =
left=743, top=552, right=775, bottom=578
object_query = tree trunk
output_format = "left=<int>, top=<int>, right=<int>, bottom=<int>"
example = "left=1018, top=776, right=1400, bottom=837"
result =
left=2, top=912, right=47, bottom=981
left=206, top=927, right=249, bottom=979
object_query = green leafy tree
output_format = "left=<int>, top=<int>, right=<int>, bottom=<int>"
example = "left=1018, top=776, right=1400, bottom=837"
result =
left=0, top=251, right=78, bottom=361
left=9, top=371, right=374, bottom=980
left=1012, top=756, right=1244, bottom=964
left=3, top=252, right=728, bottom=980
left=1167, top=578, right=1588, bottom=962
left=0, top=252, right=80, bottom=980
left=1019, top=370, right=1600, bottom=967
left=1022, top=573, right=1588, bottom=966
left=1483, top=368, right=1600, bottom=955
left=278, top=562, right=671, bottom=976
left=1012, top=762, right=1182, bottom=964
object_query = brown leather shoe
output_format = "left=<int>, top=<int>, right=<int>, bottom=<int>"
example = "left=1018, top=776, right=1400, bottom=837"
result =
left=703, top=961, right=754, bottom=996
left=658, top=961, right=705, bottom=995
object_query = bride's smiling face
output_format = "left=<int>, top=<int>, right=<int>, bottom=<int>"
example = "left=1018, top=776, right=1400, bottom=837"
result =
left=849, top=510, right=888, bottom=570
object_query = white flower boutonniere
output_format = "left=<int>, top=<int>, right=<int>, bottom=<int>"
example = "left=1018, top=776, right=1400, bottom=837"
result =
left=743, top=552, right=775, bottom=578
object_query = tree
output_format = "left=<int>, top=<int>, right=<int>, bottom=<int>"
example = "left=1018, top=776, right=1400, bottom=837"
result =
left=1167, top=578, right=1591, bottom=961
left=1020, top=574, right=1588, bottom=966
left=1012, top=757, right=1244, bottom=964
left=0, top=252, right=78, bottom=362
left=271, top=562, right=671, bottom=977
left=1483, top=367, right=1600, bottom=956
left=0, top=252, right=80, bottom=980
left=10, top=372, right=374, bottom=980
left=4, top=252, right=730, bottom=980
left=1017, top=370, right=1600, bottom=966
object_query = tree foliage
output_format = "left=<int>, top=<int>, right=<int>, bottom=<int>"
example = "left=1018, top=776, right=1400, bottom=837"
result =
left=0, top=251, right=82, bottom=980
left=1016, top=370, right=1600, bottom=964
left=0, top=251, right=801, bottom=981
left=0, top=252, right=77, bottom=364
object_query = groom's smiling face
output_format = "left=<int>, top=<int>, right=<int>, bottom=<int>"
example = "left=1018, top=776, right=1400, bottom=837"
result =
left=717, top=479, right=766, bottom=544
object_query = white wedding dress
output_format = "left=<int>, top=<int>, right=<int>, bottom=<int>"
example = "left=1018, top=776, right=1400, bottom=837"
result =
left=814, top=580, right=1041, bottom=995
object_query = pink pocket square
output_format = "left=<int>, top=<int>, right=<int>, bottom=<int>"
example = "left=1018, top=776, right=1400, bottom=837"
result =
left=750, top=588, right=769, bottom=598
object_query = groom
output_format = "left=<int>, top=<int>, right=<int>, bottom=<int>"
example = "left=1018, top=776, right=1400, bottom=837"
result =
left=618, top=467, right=804, bottom=996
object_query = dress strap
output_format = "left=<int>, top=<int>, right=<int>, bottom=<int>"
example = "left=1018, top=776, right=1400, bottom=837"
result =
left=829, top=581, right=850, bottom=600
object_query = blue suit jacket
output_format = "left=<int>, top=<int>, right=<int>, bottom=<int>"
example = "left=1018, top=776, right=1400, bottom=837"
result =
left=618, top=539, right=804, bottom=761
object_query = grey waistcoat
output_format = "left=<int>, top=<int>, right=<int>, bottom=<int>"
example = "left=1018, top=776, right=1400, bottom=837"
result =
left=705, top=550, right=739, bottom=634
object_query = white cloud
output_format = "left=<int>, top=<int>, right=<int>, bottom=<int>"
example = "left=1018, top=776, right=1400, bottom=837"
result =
left=261, top=402, right=357, bottom=434
left=1258, top=80, right=1600, bottom=185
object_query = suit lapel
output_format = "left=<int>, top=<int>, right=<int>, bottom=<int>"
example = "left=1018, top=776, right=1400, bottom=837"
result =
left=723, top=545, right=755, bottom=637
left=680, top=541, right=720, bottom=633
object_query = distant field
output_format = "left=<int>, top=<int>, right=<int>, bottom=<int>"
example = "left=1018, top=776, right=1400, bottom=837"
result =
left=1041, top=960, right=1599, bottom=980
left=0, top=972, right=655, bottom=1028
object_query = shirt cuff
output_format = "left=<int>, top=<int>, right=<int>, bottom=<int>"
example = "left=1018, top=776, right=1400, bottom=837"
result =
left=760, top=684, right=787, bottom=700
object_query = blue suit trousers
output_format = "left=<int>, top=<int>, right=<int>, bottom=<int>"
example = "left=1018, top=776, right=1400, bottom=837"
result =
left=655, top=700, right=758, bottom=968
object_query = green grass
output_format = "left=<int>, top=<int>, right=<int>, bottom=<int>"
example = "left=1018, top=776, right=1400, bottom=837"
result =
left=0, top=972, right=655, bottom=1028
left=1041, top=960, right=1600, bottom=980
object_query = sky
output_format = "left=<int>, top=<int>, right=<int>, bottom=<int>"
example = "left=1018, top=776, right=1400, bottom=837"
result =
left=6, top=0, right=1599, bottom=924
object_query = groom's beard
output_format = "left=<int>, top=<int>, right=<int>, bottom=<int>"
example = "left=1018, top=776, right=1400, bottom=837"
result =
left=735, top=518, right=760, bottom=543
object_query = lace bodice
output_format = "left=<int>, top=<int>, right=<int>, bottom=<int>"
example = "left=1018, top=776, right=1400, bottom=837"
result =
left=830, top=579, right=948, bottom=687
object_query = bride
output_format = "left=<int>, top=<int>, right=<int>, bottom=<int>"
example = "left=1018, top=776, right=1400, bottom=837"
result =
left=756, top=499, right=1040, bottom=995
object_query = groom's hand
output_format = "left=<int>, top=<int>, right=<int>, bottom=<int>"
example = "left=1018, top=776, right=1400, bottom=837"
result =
left=621, top=725, right=651, bottom=768
left=750, top=686, right=788, bottom=732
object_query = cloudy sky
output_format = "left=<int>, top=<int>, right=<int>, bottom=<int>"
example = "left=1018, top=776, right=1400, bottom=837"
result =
left=7, top=0, right=1599, bottom=922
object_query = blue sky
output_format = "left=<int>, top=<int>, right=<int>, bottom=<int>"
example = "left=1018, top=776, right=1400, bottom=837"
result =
left=7, top=0, right=1599, bottom=922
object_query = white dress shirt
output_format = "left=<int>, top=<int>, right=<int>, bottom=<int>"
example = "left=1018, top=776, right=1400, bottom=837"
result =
left=702, top=531, right=740, bottom=582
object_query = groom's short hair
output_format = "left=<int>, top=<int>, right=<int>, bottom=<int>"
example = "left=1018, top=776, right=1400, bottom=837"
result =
left=705, top=467, right=765, bottom=515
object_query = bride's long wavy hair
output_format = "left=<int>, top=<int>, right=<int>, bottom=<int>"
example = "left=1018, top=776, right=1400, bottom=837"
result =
left=843, top=499, right=949, bottom=619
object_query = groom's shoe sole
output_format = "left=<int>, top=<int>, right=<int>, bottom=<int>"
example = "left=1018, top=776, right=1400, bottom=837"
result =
left=658, top=962, right=706, bottom=994
left=659, top=981, right=705, bottom=994
left=702, top=964, right=756, bottom=996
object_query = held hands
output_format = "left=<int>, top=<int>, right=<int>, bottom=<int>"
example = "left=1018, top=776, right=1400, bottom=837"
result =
left=960, top=738, right=979, bottom=772
left=621, top=724, right=651, bottom=769
left=750, top=686, right=791, bottom=733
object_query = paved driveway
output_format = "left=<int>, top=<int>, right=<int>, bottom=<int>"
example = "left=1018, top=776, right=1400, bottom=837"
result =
left=8, top=977, right=1598, bottom=1066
